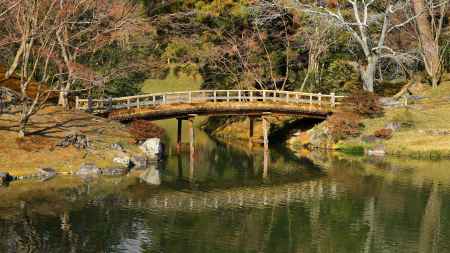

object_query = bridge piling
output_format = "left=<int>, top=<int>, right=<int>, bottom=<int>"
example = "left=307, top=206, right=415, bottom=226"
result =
left=176, top=118, right=183, bottom=152
left=248, top=116, right=255, bottom=147
left=262, top=113, right=270, bottom=152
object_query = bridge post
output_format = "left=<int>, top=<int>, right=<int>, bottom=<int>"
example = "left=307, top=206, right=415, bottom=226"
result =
left=75, top=96, right=79, bottom=110
left=188, top=91, right=192, bottom=103
left=330, top=92, right=335, bottom=108
left=248, top=116, right=255, bottom=146
left=262, top=113, right=270, bottom=152
left=188, top=115, right=196, bottom=181
left=318, top=93, right=322, bottom=107
left=262, top=113, right=270, bottom=179
left=107, top=97, right=113, bottom=112
left=176, top=118, right=183, bottom=152
left=188, top=115, right=196, bottom=155
left=87, top=95, right=93, bottom=113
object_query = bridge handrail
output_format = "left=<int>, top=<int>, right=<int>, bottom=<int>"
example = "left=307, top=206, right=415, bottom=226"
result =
left=75, top=89, right=346, bottom=112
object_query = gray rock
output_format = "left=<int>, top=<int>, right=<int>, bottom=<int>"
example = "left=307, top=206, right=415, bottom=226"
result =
left=379, top=97, right=402, bottom=108
left=367, top=145, right=386, bottom=156
left=57, top=132, right=90, bottom=149
left=101, top=167, right=129, bottom=176
left=113, top=154, right=131, bottom=166
left=131, top=156, right=148, bottom=169
left=76, top=164, right=101, bottom=176
left=0, top=172, right=13, bottom=184
left=111, top=143, right=124, bottom=151
left=140, top=138, right=164, bottom=160
left=139, top=167, right=161, bottom=185
left=385, top=122, right=401, bottom=132
left=37, top=168, right=57, bottom=181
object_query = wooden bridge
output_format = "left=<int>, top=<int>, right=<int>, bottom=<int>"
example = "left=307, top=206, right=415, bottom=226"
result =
left=76, top=90, right=345, bottom=148
left=75, top=90, right=345, bottom=121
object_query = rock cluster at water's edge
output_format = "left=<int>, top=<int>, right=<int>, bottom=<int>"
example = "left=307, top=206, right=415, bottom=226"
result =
left=139, top=138, right=164, bottom=160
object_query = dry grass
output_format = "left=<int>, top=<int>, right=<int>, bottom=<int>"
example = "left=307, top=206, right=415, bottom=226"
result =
left=0, top=106, right=143, bottom=176
left=344, top=81, right=450, bottom=157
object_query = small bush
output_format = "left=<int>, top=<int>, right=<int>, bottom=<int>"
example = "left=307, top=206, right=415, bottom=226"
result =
left=128, top=120, right=165, bottom=143
left=326, top=111, right=363, bottom=141
left=374, top=128, right=393, bottom=139
left=345, top=90, right=383, bottom=117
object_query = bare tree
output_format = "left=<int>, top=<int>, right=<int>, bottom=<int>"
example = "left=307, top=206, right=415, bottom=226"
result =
left=288, top=0, right=417, bottom=92
left=209, top=2, right=292, bottom=91
left=298, top=15, right=336, bottom=91
left=0, top=0, right=58, bottom=137
left=412, top=0, right=449, bottom=88
left=53, top=0, right=147, bottom=107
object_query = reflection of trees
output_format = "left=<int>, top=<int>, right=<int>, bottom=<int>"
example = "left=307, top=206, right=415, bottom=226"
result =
left=1, top=155, right=450, bottom=252
left=419, top=183, right=441, bottom=253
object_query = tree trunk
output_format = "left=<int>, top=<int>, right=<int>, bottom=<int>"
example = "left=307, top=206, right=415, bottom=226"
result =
left=18, top=105, right=29, bottom=138
left=413, top=0, right=441, bottom=88
left=361, top=56, right=377, bottom=92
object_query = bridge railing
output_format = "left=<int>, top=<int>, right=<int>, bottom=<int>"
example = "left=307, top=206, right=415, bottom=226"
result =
left=75, top=90, right=346, bottom=112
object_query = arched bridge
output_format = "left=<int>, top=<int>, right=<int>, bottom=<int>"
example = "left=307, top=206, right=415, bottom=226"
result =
left=75, top=90, right=345, bottom=121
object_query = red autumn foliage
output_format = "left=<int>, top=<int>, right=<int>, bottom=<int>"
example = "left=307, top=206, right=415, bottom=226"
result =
left=374, top=128, right=393, bottom=139
left=128, top=120, right=165, bottom=143
left=326, top=111, right=363, bottom=140
left=345, top=90, right=383, bottom=117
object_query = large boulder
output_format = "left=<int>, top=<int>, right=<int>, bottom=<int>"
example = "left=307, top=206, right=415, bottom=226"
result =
left=139, top=138, right=164, bottom=160
left=76, top=164, right=101, bottom=176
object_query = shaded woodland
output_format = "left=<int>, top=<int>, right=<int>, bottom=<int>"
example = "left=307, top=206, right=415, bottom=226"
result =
left=0, top=0, right=449, bottom=136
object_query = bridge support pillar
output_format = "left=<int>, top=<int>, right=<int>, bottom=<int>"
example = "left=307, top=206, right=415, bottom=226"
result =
left=188, top=117, right=195, bottom=155
left=248, top=116, right=256, bottom=146
left=188, top=116, right=196, bottom=181
left=262, top=113, right=270, bottom=179
left=262, top=113, right=270, bottom=151
left=176, top=118, right=183, bottom=152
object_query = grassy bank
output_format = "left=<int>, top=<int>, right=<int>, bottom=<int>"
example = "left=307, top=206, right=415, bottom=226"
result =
left=339, top=81, right=450, bottom=159
left=0, top=106, right=143, bottom=176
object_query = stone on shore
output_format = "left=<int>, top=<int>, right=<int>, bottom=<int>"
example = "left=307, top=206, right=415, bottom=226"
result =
left=113, top=152, right=131, bottom=167
left=367, top=145, right=386, bottom=156
left=37, top=168, right=57, bottom=181
left=131, top=156, right=148, bottom=169
left=101, top=167, right=129, bottom=176
left=76, top=164, right=101, bottom=176
left=140, top=138, right=164, bottom=160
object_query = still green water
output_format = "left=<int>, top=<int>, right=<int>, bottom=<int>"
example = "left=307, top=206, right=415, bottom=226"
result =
left=1, top=119, right=450, bottom=253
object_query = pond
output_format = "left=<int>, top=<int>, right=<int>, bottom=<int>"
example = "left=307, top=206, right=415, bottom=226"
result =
left=0, top=118, right=449, bottom=253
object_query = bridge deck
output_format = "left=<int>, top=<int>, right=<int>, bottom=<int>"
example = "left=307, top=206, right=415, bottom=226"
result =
left=76, top=90, right=345, bottom=120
